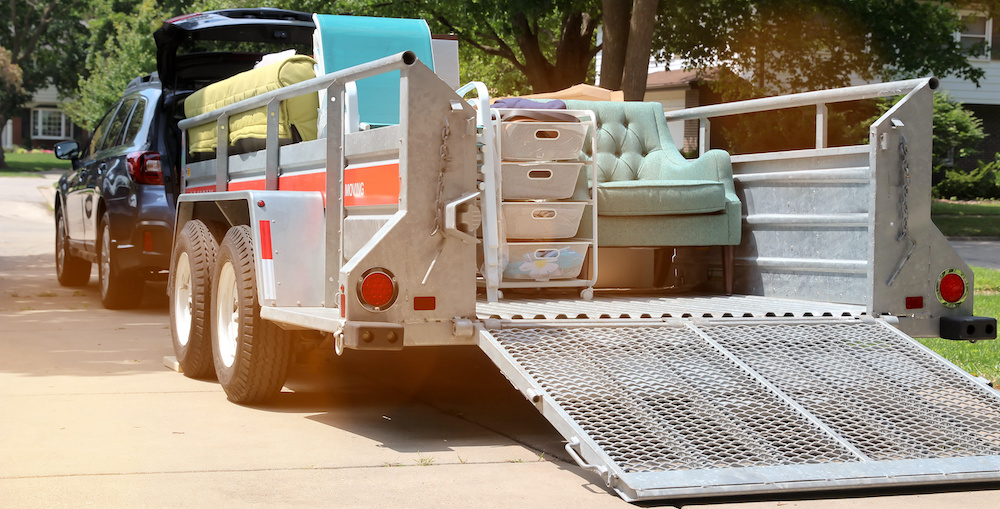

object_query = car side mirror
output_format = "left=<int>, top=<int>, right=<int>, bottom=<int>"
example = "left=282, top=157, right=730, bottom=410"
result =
left=54, top=140, right=80, bottom=160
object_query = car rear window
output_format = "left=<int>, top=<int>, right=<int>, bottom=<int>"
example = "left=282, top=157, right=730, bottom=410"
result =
left=122, top=98, right=148, bottom=147
left=100, top=98, right=137, bottom=152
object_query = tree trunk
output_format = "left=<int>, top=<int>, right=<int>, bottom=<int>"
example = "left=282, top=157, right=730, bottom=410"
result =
left=600, top=0, right=631, bottom=91
left=0, top=112, right=7, bottom=169
left=621, top=0, right=659, bottom=101
left=514, top=11, right=597, bottom=93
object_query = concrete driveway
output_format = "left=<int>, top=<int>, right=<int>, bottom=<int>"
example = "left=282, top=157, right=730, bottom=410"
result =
left=2, top=173, right=1000, bottom=508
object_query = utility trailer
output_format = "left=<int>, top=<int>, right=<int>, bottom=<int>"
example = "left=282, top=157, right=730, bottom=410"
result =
left=164, top=11, right=1000, bottom=503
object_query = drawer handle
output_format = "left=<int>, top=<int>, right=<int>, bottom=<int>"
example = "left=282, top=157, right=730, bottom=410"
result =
left=533, top=249, right=560, bottom=260
left=532, top=209, right=557, bottom=219
left=527, top=169, right=553, bottom=180
left=534, top=129, right=560, bottom=140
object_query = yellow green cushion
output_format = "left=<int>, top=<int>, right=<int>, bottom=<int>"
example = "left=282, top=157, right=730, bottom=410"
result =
left=184, top=55, right=318, bottom=154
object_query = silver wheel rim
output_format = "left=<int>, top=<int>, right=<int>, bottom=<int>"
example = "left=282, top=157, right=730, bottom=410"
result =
left=173, top=252, right=193, bottom=347
left=100, top=224, right=111, bottom=296
left=215, top=261, right=239, bottom=369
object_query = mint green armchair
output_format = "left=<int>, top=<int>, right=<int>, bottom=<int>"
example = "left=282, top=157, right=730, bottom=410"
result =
left=564, top=100, right=742, bottom=293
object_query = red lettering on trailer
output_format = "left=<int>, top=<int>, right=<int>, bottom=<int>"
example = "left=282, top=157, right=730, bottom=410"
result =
left=343, top=160, right=400, bottom=207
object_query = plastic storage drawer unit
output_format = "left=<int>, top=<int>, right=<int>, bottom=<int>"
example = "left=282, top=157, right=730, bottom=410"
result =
left=500, top=121, right=588, bottom=161
left=502, top=242, right=589, bottom=281
left=501, top=162, right=584, bottom=200
left=502, top=202, right=586, bottom=239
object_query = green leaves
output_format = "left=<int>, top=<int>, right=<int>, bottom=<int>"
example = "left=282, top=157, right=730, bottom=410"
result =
left=63, top=0, right=166, bottom=130
left=0, top=47, right=30, bottom=120
left=657, top=0, right=986, bottom=100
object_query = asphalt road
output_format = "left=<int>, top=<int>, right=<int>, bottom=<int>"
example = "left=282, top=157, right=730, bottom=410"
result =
left=3, top=173, right=1000, bottom=508
left=950, top=239, right=1000, bottom=271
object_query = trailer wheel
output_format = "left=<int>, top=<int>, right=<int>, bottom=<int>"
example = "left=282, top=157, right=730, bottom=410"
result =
left=211, top=225, right=291, bottom=404
left=169, top=220, right=218, bottom=379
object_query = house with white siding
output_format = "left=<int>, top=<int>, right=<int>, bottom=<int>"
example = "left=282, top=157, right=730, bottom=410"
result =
left=1, top=83, right=83, bottom=151
left=938, top=9, right=1000, bottom=165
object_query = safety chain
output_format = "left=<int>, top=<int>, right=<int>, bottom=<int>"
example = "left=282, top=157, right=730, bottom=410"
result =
left=431, top=117, right=451, bottom=236
left=897, top=134, right=910, bottom=241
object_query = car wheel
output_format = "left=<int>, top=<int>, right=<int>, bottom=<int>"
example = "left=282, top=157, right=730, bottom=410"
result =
left=98, top=212, right=143, bottom=309
left=211, top=225, right=292, bottom=404
left=55, top=207, right=91, bottom=286
left=169, top=220, right=218, bottom=379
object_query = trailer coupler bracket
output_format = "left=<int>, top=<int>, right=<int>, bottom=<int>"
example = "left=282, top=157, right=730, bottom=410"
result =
left=342, top=321, right=405, bottom=350
left=940, top=316, right=997, bottom=342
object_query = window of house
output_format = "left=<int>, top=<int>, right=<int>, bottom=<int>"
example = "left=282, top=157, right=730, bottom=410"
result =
left=958, top=12, right=993, bottom=61
left=31, top=108, right=70, bottom=139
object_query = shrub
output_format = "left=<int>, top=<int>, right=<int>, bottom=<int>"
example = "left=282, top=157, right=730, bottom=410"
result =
left=933, top=155, right=1000, bottom=201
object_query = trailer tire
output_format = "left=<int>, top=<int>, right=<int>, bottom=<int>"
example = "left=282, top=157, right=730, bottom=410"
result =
left=169, top=220, right=218, bottom=379
left=211, top=225, right=291, bottom=404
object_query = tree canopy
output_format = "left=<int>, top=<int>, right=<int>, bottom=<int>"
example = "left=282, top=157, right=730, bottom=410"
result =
left=0, top=47, right=30, bottom=129
left=63, top=0, right=169, bottom=129
left=656, top=0, right=988, bottom=100
left=6, top=0, right=997, bottom=144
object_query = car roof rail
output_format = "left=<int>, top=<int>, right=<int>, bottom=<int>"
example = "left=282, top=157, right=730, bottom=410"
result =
left=125, top=72, right=161, bottom=93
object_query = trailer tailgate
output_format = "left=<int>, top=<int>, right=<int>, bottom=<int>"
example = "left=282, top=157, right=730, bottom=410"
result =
left=477, top=316, right=1000, bottom=501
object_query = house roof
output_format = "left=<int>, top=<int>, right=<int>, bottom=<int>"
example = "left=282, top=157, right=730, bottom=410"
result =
left=646, top=69, right=703, bottom=90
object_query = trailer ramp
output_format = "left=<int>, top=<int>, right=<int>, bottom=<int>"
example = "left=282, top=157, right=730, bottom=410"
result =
left=477, top=317, right=1000, bottom=502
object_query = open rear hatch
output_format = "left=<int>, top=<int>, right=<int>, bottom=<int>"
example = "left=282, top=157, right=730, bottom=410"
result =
left=154, top=8, right=316, bottom=91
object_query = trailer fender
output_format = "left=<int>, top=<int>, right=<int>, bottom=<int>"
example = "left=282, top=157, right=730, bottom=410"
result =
left=176, top=190, right=326, bottom=308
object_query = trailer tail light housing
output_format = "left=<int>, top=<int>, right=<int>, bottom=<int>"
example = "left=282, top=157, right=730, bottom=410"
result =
left=937, top=269, right=968, bottom=308
left=357, top=268, right=397, bottom=311
left=127, top=151, right=163, bottom=185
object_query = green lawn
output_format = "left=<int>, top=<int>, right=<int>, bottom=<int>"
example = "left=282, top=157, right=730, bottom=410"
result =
left=932, top=199, right=1000, bottom=237
left=920, top=265, right=1000, bottom=385
left=0, top=151, right=71, bottom=176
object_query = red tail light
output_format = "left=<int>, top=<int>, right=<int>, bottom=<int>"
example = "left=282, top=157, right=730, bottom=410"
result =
left=357, top=268, right=397, bottom=311
left=937, top=269, right=968, bottom=307
left=127, top=151, right=163, bottom=185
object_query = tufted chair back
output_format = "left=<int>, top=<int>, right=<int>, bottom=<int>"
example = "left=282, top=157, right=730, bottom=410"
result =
left=565, top=100, right=692, bottom=184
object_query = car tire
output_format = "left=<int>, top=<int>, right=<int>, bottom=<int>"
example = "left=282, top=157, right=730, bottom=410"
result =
left=98, top=212, right=143, bottom=309
left=55, top=207, right=92, bottom=286
left=211, top=225, right=291, bottom=404
left=169, top=220, right=218, bottom=379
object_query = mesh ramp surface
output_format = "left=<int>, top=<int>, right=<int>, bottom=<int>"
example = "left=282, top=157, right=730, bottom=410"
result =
left=480, top=320, right=1000, bottom=501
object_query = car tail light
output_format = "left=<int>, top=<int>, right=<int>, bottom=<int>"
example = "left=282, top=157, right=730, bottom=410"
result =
left=357, top=268, right=397, bottom=311
left=127, top=152, right=163, bottom=185
left=937, top=269, right=968, bottom=308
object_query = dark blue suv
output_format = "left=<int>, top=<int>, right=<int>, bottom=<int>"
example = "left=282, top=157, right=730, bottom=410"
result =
left=54, top=73, right=183, bottom=309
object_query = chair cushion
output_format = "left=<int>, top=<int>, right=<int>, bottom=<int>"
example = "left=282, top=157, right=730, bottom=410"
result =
left=596, top=179, right=726, bottom=216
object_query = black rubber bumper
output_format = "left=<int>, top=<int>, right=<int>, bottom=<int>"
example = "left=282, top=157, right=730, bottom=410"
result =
left=940, top=316, right=998, bottom=341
